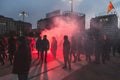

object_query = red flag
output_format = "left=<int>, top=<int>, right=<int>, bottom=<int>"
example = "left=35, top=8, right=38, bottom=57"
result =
left=107, top=1, right=114, bottom=13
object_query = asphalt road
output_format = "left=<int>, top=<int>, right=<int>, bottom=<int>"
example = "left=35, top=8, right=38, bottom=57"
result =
left=63, top=56, right=120, bottom=80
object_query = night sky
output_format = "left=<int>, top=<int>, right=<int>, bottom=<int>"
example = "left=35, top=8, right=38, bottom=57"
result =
left=0, top=0, right=120, bottom=29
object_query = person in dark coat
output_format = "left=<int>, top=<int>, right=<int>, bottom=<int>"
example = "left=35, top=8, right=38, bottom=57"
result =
left=70, top=36, right=77, bottom=63
left=36, top=36, right=43, bottom=59
left=85, top=34, right=93, bottom=62
left=51, top=37, right=57, bottom=59
left=94, top=32, right=103, bottom=64
left=84, top=30, right=94, bottom=62
left=101, top=35, right=111, bottom=64
left=63, top=35, right=71, bottom=70
left=41, top=35, right=49, bottom=63
left=8, top=36, right=16, bottom=65
left=0, top=38, right=5, bottom=65
left=77, top=36, right=83, bottom=61
left=12, top=36, right=31, bottom=80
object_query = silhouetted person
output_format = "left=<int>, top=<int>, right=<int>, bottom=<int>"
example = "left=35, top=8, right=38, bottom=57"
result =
left=77, top=36, right=84, bottom=61
left=36, top=36, right=43, bottom=59
left=85, top=34, right=94, bottom=62
left=12, top=36, right=31, bottom=80
left=102, top=35, right=111, bottom=64
left=0, top=37, right=5, bottom=65
left=63, top=35, right=71, bottom=70
left=2, top=37, right=8, bottom=60
left=29, top=37, right=35, bottom=51
left=51, top=37, right=57, bottom=59
left=94, top=31, right=103, bottom=64
left=117, top=37, right=120, bottom=55
left=41, top=35, right=49, bottom=63
left=70, top=36, right=77, bottom=63
left=112, top=41, right=117, bottom=56
left=8, top=36, right=16, bottom=65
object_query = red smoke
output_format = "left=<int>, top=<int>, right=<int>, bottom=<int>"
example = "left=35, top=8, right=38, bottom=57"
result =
left=41, top=16, right=81, bottom=57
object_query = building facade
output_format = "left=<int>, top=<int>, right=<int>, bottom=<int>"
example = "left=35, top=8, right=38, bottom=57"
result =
left=90, top=14, right=118, bottom=42
left=0, top=15, right=15, bottom=34
left=14, top=21, right=32, bottom=35
left=0, top=15, right=32, bottom=36
left=37, top=10, right=85, bottom=34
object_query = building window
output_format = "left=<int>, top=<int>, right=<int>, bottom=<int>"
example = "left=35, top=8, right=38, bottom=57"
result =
left=105, top=18, right=108, bottom=21
left=100, top=19, right=102, bottom=22
left=100, top=18, right=108, bottom=22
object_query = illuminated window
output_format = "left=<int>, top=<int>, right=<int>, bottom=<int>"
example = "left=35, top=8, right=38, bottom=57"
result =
left=105, top=18, right=108, bottom=21
left=100, top=19, right=102, bottom=22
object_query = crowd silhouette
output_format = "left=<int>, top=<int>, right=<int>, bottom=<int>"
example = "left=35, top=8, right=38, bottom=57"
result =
left=0, top=32, right=120, bottom=80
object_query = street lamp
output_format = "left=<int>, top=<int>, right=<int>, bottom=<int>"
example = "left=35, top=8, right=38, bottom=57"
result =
left=69, top=0, right=73, bottom=12
left=19, top=11, right=28, bottom=36
left=19, top=11, right=28, bottom=22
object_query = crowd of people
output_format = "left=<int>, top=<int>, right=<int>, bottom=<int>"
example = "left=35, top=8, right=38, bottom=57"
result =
left=0, top=35, right=32, bottom=80
left=0, top=32, right=120, bottom=80
left=36, top=35, right=50, bottom=63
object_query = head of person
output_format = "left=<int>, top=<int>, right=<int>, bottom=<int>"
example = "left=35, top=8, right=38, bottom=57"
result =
left=38, top=36, right=41, bottom=39
left=17, top=36, right=26, bottom=46
left=71, top=36, right=75, bottom=41
left=52, top=36, right=56, bottom=40
left=43, top=35, right=47, bottom=39
left=64, top=35, right=68, bottom=40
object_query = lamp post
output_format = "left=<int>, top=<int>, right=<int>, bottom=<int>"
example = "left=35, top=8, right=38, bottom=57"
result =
left=19, top=11, right=28, bottom=22
left=19, top=11, right=28, bottom=36
left=69, top=0, right=73, bottom=12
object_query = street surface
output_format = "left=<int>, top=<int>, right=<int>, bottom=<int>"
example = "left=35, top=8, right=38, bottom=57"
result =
left=0, top=49, right=120, bottom=80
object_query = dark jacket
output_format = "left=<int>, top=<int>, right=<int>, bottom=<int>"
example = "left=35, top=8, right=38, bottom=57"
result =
left=51, top=38, right=57, bottom=52
left=12, top=38, right=31, bottom=74
left=63, top=40, right=70, bottom=55
left=36, top=38, right=43, bottom=51
left=0, top=40, right=5, bottom=52
left=42, top=38, right=49, bottom=51
left=8, top=36, right=16, bottom=54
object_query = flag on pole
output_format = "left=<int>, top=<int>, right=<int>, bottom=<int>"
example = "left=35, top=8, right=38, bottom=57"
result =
left=107, top=1, right=114, bottom=13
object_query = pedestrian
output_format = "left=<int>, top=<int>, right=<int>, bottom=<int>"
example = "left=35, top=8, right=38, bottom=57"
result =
left=41, top=35, right=49, bottom=63
left=77, top=36, right=83, bottom=61
left=85, top=33, right=94, bottom=62
left=70, top=36, right=77, bottom=63
left=0, top=37, right=5, bottom=65
left=12, top=36, right=31, bottom=80
left=51, top=37, right=57, bottom=59
left=101, top=35, right=111, bottom=64
left=31, top=38, right=35, bottom=51
left=36, top=36, right=43, bottom=59
left=112, top=42, right=117, bottom=57
left=8, top=35, right=16, bottom=65
left=94, top=30, right=103, bottom=64
left=63, top=35, right=71, bottom=70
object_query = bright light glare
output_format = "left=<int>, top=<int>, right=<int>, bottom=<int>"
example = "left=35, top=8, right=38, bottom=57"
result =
left=69, top=0, right=72, bottom=4
left=24, top=14, right=28, bottom=17
left=19, top=13, right=22, bottom=16
left=19, top=12, right=28, bottom=17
